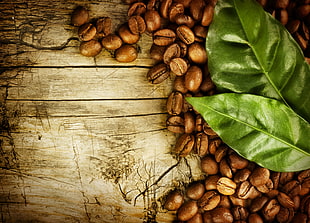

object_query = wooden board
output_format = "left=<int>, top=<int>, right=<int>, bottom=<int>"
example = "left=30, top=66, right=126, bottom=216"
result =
left=0, top=1, right=205, bottom=222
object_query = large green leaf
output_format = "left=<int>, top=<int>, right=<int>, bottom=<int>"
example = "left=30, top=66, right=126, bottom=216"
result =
left=206, top=0, right=310, bottom=122
left=187, top=94, right=310, bottom=172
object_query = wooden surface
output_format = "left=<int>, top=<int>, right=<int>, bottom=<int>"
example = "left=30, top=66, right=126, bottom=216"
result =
left=0, top=1, right=205, bottom=222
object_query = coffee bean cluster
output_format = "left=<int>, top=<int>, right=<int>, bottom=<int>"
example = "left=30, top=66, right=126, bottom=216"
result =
left=71, top=6, right=138, bottom=62
left=121, top=0, right=310, bottom=222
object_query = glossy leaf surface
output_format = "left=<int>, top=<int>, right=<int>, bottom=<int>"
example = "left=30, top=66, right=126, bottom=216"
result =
left=187, top=94, right=310, bottom=172
left=206, top=0, right=310, bottom=122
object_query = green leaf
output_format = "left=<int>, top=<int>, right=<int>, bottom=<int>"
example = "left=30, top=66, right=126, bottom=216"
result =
left=186, top=94, right=310, bottom=172
left=206, top=0, right=310, bottom=122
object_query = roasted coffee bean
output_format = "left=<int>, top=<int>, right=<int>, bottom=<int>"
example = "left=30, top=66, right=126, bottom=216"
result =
left=294, top=32, right=308, bottom=50
left=229, top=195, right=248, bottom=207
left=164, top=190, right=184, bottom=210
left=101, top=34, right=122, bottom=50
left=220, top=159, right=233, bottom=179
left=256, top=178, right=273, bottom=193
left=177, top=200, right=199, bottom=221
left=188, top=42, right=208, bottom=64
left=277, top=207, right=294, bottom=223
left=118, top=23, right=140, bottom=44
left=298, top=169, right=310, bottom=183
left=149, top=44, right=165, bottom=61
left=163, top=43, right=181, bottom=64
left=174, top=0, right=192, bottom=8
left=153, top=29, right=176, bottom=46
left=203, top=124, right=218, bottom=136
left=296, top=4, right=310, bottom=19
left=176, top=40, right=188, bottom=57
left=300, top=195, right=310, bottom=216
left=79, top=40, right=102, bottom=57
left=194, top=25, right=209, bottom=39
left=71, top=6, right=89, bottom=26
left=214, top=145, right=228, bottom=163
left=195, top=132, right=209, bottom=157
left=167, top=91, right=183, bottom=115
left=182, top=92, right=193, bottom=112
left=228, top=153, right=249, bottom=169
left=78, top=23, right=97, bottom=41
left=175, top=14, right=196, bottom=28
left=198, top=191, right=221, bottom=211
left=205, top=175, right=220, bottom=191
left=128, top=15, right=146, bottom=34
left=187, top=213, right=203, bottom=223
left=267, top=189, right=279, bottom=198
left=190, top=0, right=205, bottom=21
left=177, top=25, right=195, bottom=45
left=166, top=115, right=185, bottom=133
left=262, top=199, right=281, bottom=221
left=127, top=2, right=146, bottom=16
left=232, top=206, right=249, bottom=221
left=174, top=76, right=188, bottom=94
left=145, top=10, right=161, bottom=32
left=292, top=213, right=307, bottom=223
left=160, top=0, right=173, bottom=19
left=249, top=167, right=270, bottom=187
left=282, top=180, right=301, bottom=197
left=277, top=192, right=295, bottom=208
left=248, top=213, right=264, bottom=223
left=234, top=168, right=251, bottom=183
left=237, top=180, right=260, bottom=199
left=208, top=138, right=222, bottom=155
left=147, top=63, right=170, bottom=84
left=217, top=177, right=236, bottom=195
left=185, top=65, right=203, bottom=92
left=250, top=195, right=269, bottom=213
left=175, top=133, right=195, bottom=157
left=186, top=182, right=205, bottom=200
left=219, top=195, right=231, bottom=209
left=170, top=57, right=188, bottom=75
left=115, top=44, right=138, bottom=62
left=286, top=19, right=301, bottom=34
left=210, top=207, right=233, bottom=223
left=169, top=3, right=185, bottom=23
left=279, top=172, right=295, bottom=185
left=201, top=4, right=214, bottom=26
left=184, top=111, right=195, bottom=134
left=96, top=17, right=112, bottom=38
left=201, top=155, right=218, bottom=175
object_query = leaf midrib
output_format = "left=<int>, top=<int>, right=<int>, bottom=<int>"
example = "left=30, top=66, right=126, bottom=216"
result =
left=232, top=0, right=290, bottom=108
left=195, top=100, right=310, bottom=156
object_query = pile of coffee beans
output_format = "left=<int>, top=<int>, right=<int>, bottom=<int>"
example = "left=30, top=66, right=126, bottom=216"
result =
left=71, top=0, right=310, bottom=222
left=120, top=0, right=309, bottom=222
left=71, top=6, right=139, bottom=62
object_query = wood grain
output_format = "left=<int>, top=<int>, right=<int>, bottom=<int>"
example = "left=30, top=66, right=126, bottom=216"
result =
left=0, top=1, right=205, bottom=222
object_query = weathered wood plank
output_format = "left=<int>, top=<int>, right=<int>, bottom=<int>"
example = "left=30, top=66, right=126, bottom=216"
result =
left=4, top=67, right=174, bottom=100
left=0, top=0, right=155, bottom=67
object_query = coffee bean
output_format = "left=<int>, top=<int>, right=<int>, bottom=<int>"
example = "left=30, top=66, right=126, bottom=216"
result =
left=184, top=111, right=195, bottom=134
left=174, top=76, right=188, bottom=94
left=229, top=195, right=248, bottom=207
left=164, top=190, right=184, bottom=211
left=79, top=40, right=102, bottom=57
left=167, top=91, right=183, bottom=115
left=220, top=159, right=233, bottom=179
left=217, top=177, right=236, bottom=195
left=147, top=63, right=170, bottom=84
left=186, top=182, right=205, bottom=200
left=78, top=23, right=97, bottom=41
left=292, top=213, right=308, bottom=223
left=169, top=3, right=185, bottom=23
left=127, top=2, right=146, bottom=16
left=195, top=132, right=209, bottom=157
left=282, top=180, right=301, bottom=197
left=205, top=175, right=221, bottom=191
left=214, top=145, right=228, bottom=162
left=262, top=199, right=280, bottom=221
left=211, top=207, right=233, bottom=223
left=276, top=207, right=294, bottom=223
left=177, top=200, right=199, bottom=221
left=237, top=180, right=260, bottom=199
left=166, top=115, right=185, bottom=133
left=250, top=195, right=269, bottom=213
left=96, top=17, right=112, bottom=38
left=175, top=133, right=195, bottom=157
left=198, top=191, right=221, bottom=211
left=277, top=192, right=295, bottom=208
left=280, top=172, right=295, bottom=186
left=118, top=23, right=140, bottom=44
left=201, top=155, right=218, bottom=175
left=234, top=168, right=251, bottom=183
left=144, top=10, right=161, bottom=32
left=185, top=65, right=203, bottom=92
left=160, top=0, right=173, bottom=19
left=175, top=14, right=196, bottom=28
left=248, top=213, right=264, bottom=223
left=201, top=4, right=214, bottom=26
left=228, top=153, right=249, bottom=169
left=188, top=42, right=208, bottom=64
left=128, top=15, right=146, bottom=34
left=286, top=19, right=301, bottom=34
left=249, top=167, right=270, bottom=187
left=101, top=34, right=122, bottom=50
left=153, top=29, right=176, bottom=46
left=256, top=178, right=273, bottom=193
left=71, top=6, right=89, bottom=26
left=189, top=0, right=205, bottom=21
left=170, top=57, right=188, bottom=76
left=163, top=43, right=181, bottom=64
left=187, top=213, right=203, bottom=223
left=232, top=206, right=249, bottom=221
left=177, top=25, right=195, bottom=45
left=115, top=44, right=138, bottom=62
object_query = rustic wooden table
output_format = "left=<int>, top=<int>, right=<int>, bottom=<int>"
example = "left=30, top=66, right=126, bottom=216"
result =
left=0, top=1, right=205, bottom=222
